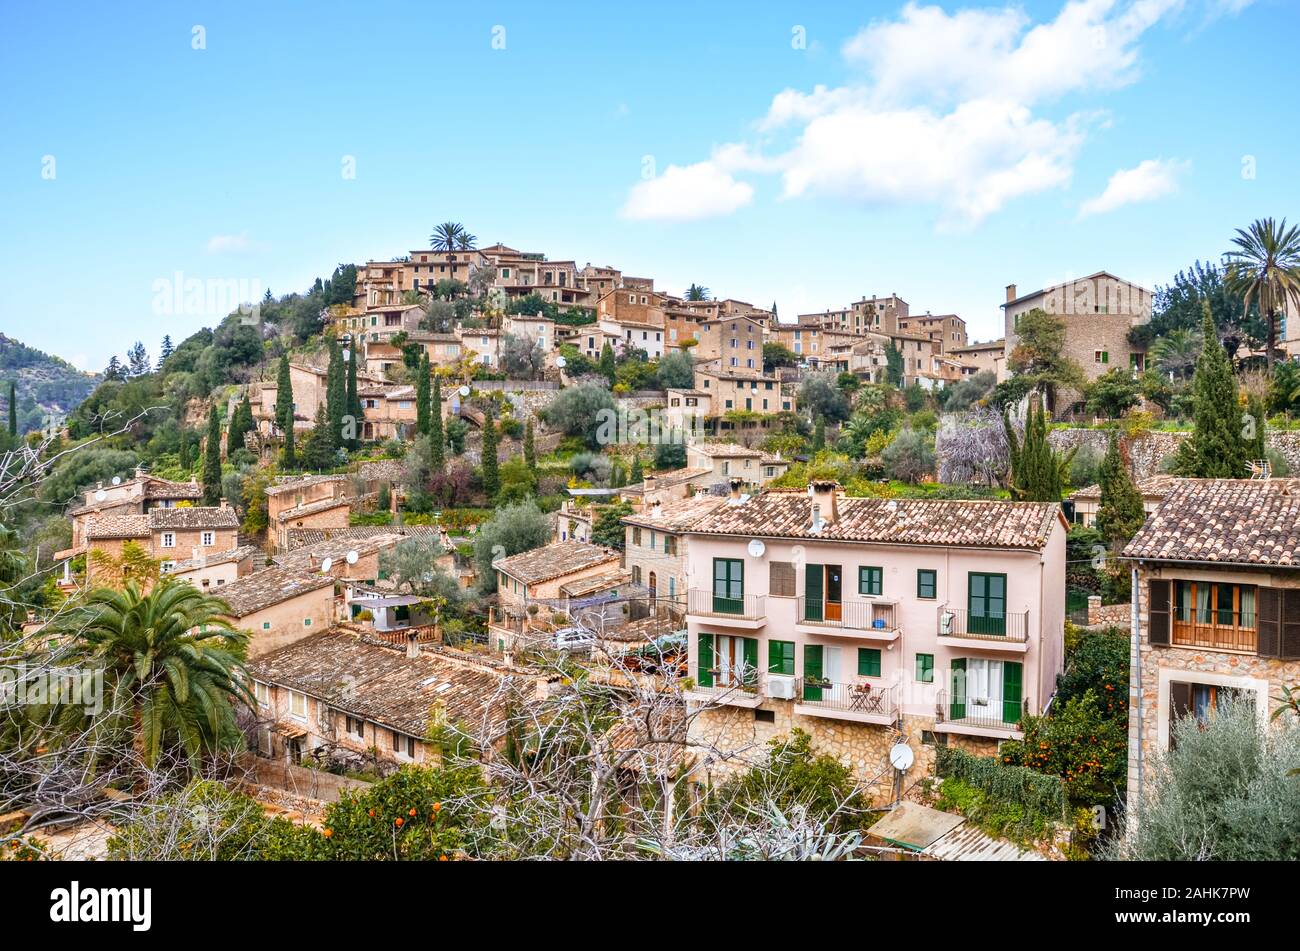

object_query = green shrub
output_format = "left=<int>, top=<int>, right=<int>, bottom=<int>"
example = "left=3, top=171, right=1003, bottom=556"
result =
left=935, top=746, right=1066, bottom=820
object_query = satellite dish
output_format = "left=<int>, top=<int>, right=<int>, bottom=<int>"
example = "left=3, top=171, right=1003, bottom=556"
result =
left=458, top=385, right=471, bottom=397
left=94, top=489, right=107, bottom=502
left=555, top=356, right=567, bottom=369
left=320, top=557, right=333, bottom=574
left=747, top=539, right=766, bottom=558
left=111, top=476, right=122, bottom=486
left=345, top=550, right=359, bottom=565
left=889, top=743, right=915, bottom=771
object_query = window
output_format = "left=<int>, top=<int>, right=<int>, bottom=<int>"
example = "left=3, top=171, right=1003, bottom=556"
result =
left=253, top=682, right=270, bottom=707
left=769, top=561, right=796, bottom=597
left=262, top=621, right=271, bottom=630
left=967, top=572, right=1007, bottom=635
left=392, top=729, right=402, bottom=752
left=346, top=715, right=365, bottom=739
left=289, top=691, right=307, bottom=719
left=1094, top=349, right=1109, bottom=364
left=857, top=648, right=881, bottom=677
left=712, top=558, right=744, bottom=613
left=303, top=617, right=312, bottom=627
left=915, top=653, right=934, bottom=683
left=161, top=532, right=175, bottom=548
left=201, top=531, right=215, bottom=546
left=1171, top=580, right=1257, bottom=651
left=917, top=569, right=937, bottom=600
left=633, top=527, right=643, bottom=547
left=665, top=535, right=677, bottom=556
left=768, top=639, right=795, bottom=676
left=858, top=566, right=883, bottom=597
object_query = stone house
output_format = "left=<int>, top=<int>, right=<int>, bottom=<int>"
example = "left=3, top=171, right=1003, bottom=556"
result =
left=897, top=313, right=969, bottom=352
left=622, top=493, right=724, bottom=616
left=680, top=482, right=1068, bottom=803
left=949, top=339, right=1007, bottom=380
left=218, top=565, right=337, bottom=657
left=265, top=474, right=351, bottom=551
left=1068, top=474, right=1177, bottom=527
left=685, top=443, right=789, bottom=492
left=1123, top=479, right=1300, bottom=812
left=694, top=315, right=764, bottom=368
left=493, top=540, right=623, bottom=622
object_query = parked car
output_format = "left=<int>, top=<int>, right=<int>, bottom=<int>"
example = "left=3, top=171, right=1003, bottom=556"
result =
left=550, top=627, right=596, bottom=652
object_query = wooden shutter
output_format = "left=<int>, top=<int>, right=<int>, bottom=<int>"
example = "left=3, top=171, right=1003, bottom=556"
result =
left=1148, top=579, right=1171, bottom=646
left=696, top=633, right=713, bottom=687
left=1257, top=586, right=1281, bottom=657
left=857, top=648, right=881, bottom=677
left=742, top=638, right=759, bottom=686
left=769, top=561, right=795, bottom=598
left=949, top=658, right=966, bottom=719
left=768, top=639, right=794, bottom=675
left=1168, top=681, right=1192, bottom=749
left=1002, top=661, right=1023, bottom=724
left=1283, top=589, right=1300, bottom=660
left=802, top=644, right=823, bottom=701
left=804, top=563, right=823, bottom=622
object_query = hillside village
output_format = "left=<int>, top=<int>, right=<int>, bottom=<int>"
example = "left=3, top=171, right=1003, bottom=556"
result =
left=2, top=217, right=1300, bottom=863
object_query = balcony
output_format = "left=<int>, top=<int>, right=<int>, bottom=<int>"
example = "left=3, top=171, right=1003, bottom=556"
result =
left=1171, top=609, right=1257, bottom=654
left=937, top=607, right=1030, bottom=652
left=686, top=588, right=766, bottom=629
left=934, top=688, right=1026, bottom=739
left=795, top=598, right=901, bottom=642
left=794, top=680, right=900, bottom=726
left=684, top=669, right=764, bottom=708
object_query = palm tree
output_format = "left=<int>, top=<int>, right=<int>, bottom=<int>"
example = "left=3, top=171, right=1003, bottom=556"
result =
left=685, top=283, right=711, bottom=301
left=454, top=231, right=477, bottom=251
left=1224, top=218, right=1300, bottom=367
left=430, top=222, right=467, bottom=251
left=1149, top=327, right=1201, bottom=379
left=66, top=581, right=254, bottom=777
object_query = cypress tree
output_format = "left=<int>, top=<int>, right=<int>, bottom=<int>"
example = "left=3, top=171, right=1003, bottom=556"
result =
left=7, top=382, right=15, bottom=437
left=524, top=417, right=536, bottom=473
left=202, top=405, right=222, bottom=505
left=416, top=351, right=431, bottom=436
left=345, top=344, right=361, bottom=449
left=629, top=454, right=643, bottom=484
left=813, top=415, right=826, bottom=452
left=1096, top=433, right=1146, bottom=548
left=326, top=338, right=344, bottom=450
left=481, top=406, right=500, bottom=500
left=178, top=428, right=191, bottom=472
left=1005, top=394, right=1066, bottom=502
left=1173, top=304, right=1247, bottom=478
left=276, top=354, right=296, bottom=469
left=301, top=403, right=336, bottom=471
left=1245, top=393, right=1267, bottom=463
left=599, top=342, right=616, bottom=383
left=430, top=375, right=445, bottom=470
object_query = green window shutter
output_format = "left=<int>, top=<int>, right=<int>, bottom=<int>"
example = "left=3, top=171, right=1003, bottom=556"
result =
left=1002, top=661, right=1023, bottom=724
left=915, top=653, right=934, bottom=683
left=742, top=638, right=759, bottom=686
left=950, top=658, right=966, bottom=719
left=917, top=569, right=937, bottom=600
left=768, top=639, right=795, bottom=676
left=804, top=563, right=823, bottom=621
left=696, top=634, right=714, bottom=687
left=857, top=648, right=881, bottom=677
left=858, top=566, right=882, bottom=596
left=802, top=644, right=823, bottom=701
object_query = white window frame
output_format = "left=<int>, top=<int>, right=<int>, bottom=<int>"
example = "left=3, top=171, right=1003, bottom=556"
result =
left=288, top=690, right=307, bottom=720
left=161, top=532, right=175, bottom=548
left=201, top=531, right=215, bottom=546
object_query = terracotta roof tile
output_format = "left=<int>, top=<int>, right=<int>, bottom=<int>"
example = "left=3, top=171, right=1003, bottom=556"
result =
left=493, top=540, right=620, bottom=585
left=217, top=565, right=335, bottom=616
left=148, top=506, right=241, bottom=531
left=84, top=513, right=150, bottom=539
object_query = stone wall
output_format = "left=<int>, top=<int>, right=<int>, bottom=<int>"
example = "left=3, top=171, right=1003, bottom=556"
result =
left=1086, top=595, right=1131, bottom=628
left=687, top=702, right=997, bottom=806
left=1046, top=428, right=1300, bottom=482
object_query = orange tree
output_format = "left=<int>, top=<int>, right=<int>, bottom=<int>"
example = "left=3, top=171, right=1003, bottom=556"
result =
left=999, top=690, right=1126, bottom=809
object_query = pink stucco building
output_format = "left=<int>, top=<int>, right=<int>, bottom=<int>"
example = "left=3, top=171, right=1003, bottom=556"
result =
left=679, top=482, right=1068, bottom=796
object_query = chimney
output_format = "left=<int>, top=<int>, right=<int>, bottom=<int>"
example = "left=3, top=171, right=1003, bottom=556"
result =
left=808, top=480, right=840, bottom=531
left=406, top=631, right=420, bottom=660
left=728, top=478, right=744, bottom=504
left=1005, top=284, right=1017, bottom=304
left=219, top=497, right=229, bottom=510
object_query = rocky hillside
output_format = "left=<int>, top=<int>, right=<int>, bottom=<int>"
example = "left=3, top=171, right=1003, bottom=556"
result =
left=0, top=333, right=102, bottom=434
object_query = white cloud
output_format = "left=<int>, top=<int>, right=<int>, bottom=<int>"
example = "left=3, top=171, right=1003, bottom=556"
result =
left=620, top=161, right=754, bottom=221
left=206, top=232, right=257, bottom=254
left=1078, top=157, right=1188, bottom=218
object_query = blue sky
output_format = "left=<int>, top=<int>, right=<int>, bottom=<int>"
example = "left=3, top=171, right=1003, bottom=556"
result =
left=1, top=0, right=1295, bottom=372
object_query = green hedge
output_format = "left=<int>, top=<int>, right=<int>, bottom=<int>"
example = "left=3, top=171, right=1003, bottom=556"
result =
left=935, top=747, right=1066, bottom=819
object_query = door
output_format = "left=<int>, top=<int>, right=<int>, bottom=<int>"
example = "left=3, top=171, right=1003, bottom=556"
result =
left=716, top=635, right=757, bottom=687
left=713, top=558, right=744, bottom=614
left=966, top=658, right=1004, bottom=720
left=949, top=658, right=966, bottom=719
left=803, top=644, right=823, bottom=701
left=825, top=565, right=843, bottom=622
left=804, top=563, right=823, bottom=622
left=648, top=571, right=657, bottom=607
left=968, top=573, right=1007, bottom=635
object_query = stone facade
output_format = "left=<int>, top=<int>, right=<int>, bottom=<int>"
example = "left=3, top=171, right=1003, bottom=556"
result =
left=1040, top=428, right=1300, bottom=483
left=1086, top=595, right=1131, bottom=628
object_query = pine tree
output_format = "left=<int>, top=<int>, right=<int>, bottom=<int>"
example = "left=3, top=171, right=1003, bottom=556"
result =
left=345, top=344, right=361, bottom=449
left=416, top=351, right=431, bottom=436
left=1004, top=394, right=1067, bottom=502
left=481, top=406, right=500, bottom=500
left=276, top=355, right=296, bottom=469
left=105, top=356, right=123, bottom=381
left=524, top=417, right=536, bottom=473
left=1173, top=304, right=1247, bottom=478
left=202, top=406, right=222, bottom=505
left=1096, top=433, right=1146, bottom=549
left=430, top=375, right=445, bottom=470
left=126, top=341, right=150, bottom=378
left=158, top=334, right=174, bottom=369
left=7, top=382, right=15, bottom=437
left=629, top=454, right=643, bottom=484
left=599, top=343, right=616, bottom=383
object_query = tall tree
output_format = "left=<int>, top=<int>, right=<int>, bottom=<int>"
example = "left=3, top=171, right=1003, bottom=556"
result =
left=300, top=403, right=337, bottom=471
left=430, top=222, right=468, bottom=251
left=416, top=351, right=431, bottom=437
left=1004, top=394, right=1067, bottom=502
left=275, top=354, right=296, bottom=469
left=480, top=406, right=500, bottom=500
left=598, top=343, right=616, bottom=384
left=158, top=334, right=174, bottom=369
left=430, top=375, right=445, bottom=470
left=326, top=338, right=344, bottom=451
left=685, top=283, right=711, bottom=301
left=6, top=381, right=15, bottom=437
left=345, top=343, right=361, bottom=449
left=202, top=405, right=222, bottom=505
left=126, top=341, right=150, bottom=378
left=1224, top=217, right=1300, bottom=367
left=1096, top=434, right=1145, bottom=549
left=523, top=416, right=536, bottom=473
left=226, top=395, right=251, bottom=456
left=66, top=581, right=253, bottom=778
left=1007, top=308, right=1087, bottom=413
left=628, top=453, right=643, bottom=484
left=1173, top=305, right=1247, bottom=478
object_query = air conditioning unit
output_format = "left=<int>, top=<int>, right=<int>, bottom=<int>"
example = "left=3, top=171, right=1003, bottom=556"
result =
left=767, top=675, right=796, bottom=700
